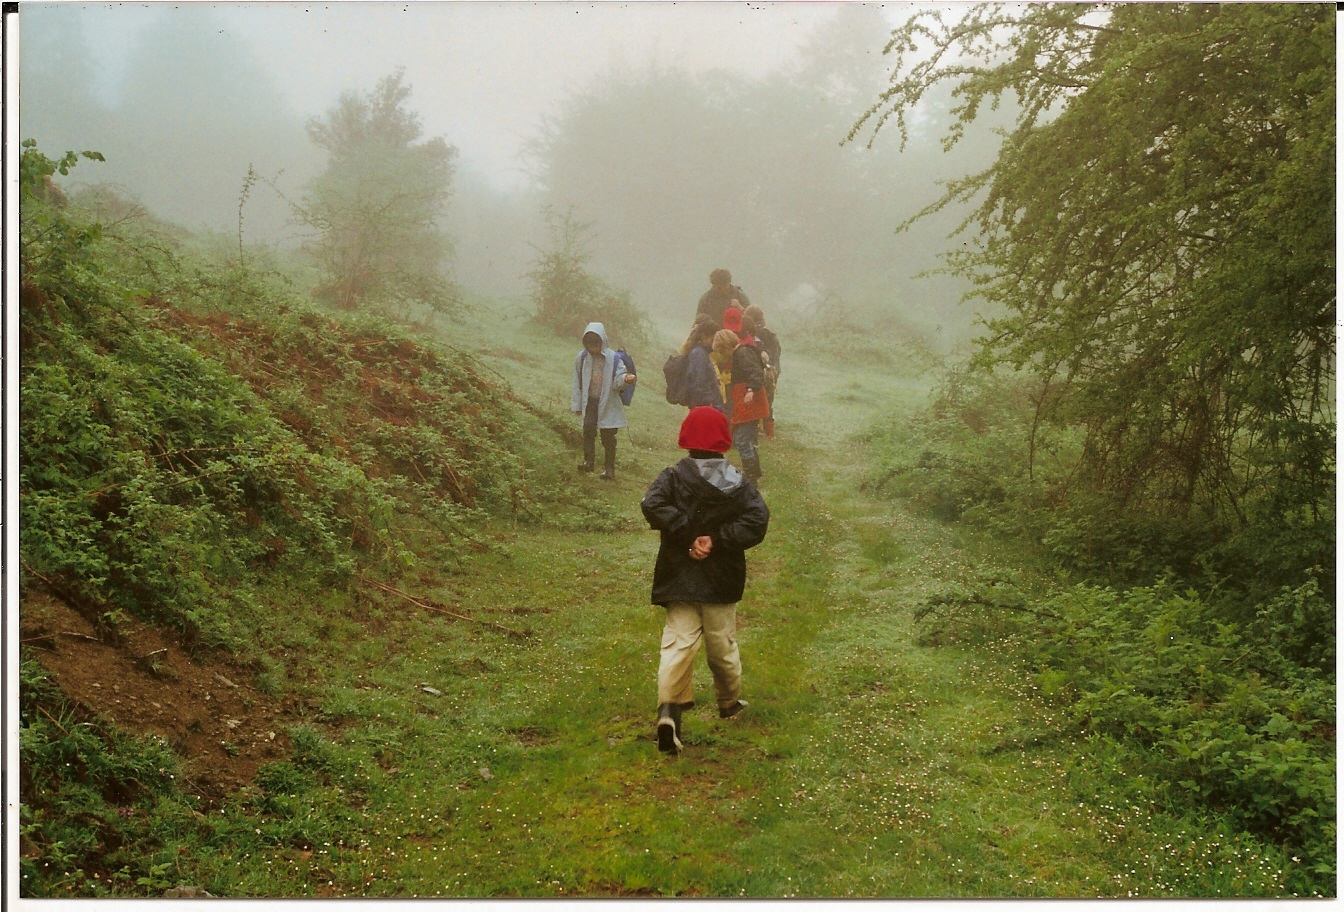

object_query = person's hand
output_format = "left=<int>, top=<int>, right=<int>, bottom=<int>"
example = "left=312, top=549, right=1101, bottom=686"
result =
left=744, top=389, right=755, bottom=406
left=624, top=373, right=636, bottom=384
left=688, top=535, right=713, bottom=560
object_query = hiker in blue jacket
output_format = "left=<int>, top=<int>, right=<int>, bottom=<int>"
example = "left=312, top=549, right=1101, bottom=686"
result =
left=684, top=319, right=726, bottom=415
left=571, top=322, right=635, bottom=481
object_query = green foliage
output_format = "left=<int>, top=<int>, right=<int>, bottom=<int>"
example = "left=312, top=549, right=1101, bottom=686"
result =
left=20, top=138, right=105, bottom=189
left=19, top=652, right=194, bottom=897
left=18, top=141, right=564, bottom=650
left=913, top=574, right=1334, bottom=890
left=1033, top=583, right=1335, bottom=879
left=299, top=70, right=461, bottom=318
left=793, top=289, right=943, bottom=375
left=526, top=206, right=649, bottom=347
left=856, top=3, right=1335, bottom=540
left=869, top=367, right=1068, bottom=532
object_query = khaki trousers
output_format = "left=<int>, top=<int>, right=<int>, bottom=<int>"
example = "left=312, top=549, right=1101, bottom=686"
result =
left=657, top=601, right=741, bottom=709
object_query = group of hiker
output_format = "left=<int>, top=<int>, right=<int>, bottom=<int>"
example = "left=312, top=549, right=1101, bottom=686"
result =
left=569, top=267, right=775, bottom=756
left=677, top=268, right=781, bottom=483
left=569, top=267, right=782, bottom=484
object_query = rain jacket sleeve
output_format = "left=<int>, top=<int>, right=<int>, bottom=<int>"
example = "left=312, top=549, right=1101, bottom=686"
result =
left=714, top=484, right=769, bottom=551
left=640, top=467, right=691, bottom=544
left=731, top=344, right=767, bottom=392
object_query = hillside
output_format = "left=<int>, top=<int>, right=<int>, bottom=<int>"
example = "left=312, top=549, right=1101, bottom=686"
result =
left=17, top=145, right=1333, bottom=900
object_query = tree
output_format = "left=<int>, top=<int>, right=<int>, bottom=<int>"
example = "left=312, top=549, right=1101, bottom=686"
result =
left=852, top=4, right=1335, bottom=548
left=301, top=70, right=460, bottom=317
left=526, top=206, right=649, bottom=347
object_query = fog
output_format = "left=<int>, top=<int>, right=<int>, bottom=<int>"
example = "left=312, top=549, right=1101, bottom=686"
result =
left=19, top=1, right=1004, bottom=347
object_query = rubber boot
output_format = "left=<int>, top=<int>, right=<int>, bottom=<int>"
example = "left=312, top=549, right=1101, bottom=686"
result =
left=743, top=455, right=762, bottom=482
left=657, top=703, right=682, bottom=754
left=600, top=440, right=617, bottom=481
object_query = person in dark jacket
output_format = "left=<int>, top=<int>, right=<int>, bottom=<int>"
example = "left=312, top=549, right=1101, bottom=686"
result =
left=743, top=303, right=780, bottom=437
left=696, top=268, right=752, bottom=324
left=723, top=306, right=769, bottom=481
left=640, top=406, right=770, bottom=754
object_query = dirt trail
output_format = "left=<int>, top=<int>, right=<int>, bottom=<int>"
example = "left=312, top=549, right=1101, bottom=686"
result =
left=22, top=591, right=297, bottom=804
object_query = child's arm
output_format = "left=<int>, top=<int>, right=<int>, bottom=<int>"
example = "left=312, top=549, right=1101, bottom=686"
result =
left=571, top=352, right=586, bottom=414
left=715, top=489, right=770, bottom=551
left=640, top=469, right=690, bottom=541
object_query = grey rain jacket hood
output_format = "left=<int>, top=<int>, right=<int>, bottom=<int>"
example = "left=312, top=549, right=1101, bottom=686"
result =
left=688, top=456, right=744, bottom=493
left=571, top=321, right=629, bottom=429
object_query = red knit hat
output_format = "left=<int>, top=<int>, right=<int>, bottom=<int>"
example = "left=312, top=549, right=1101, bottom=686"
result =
left=678, top=406, right=732, bottom=453
left=721, top=306, right=743, bottom=333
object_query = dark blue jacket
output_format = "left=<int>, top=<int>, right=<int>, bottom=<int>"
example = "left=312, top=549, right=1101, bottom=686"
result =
left=686, top=344, right=726, bottom=414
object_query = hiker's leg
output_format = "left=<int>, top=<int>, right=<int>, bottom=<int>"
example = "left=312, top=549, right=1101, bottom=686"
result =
left=735, top=421, right=761, bottom=479
left=701, top=603, right=742, bottom=710
left=732, top=421, right=756, bottom=463
left=580, top=398, right=599, bottom=469
left=657, top=602, right=704, bottom=706
left=600, top=427, right=618, bottom=478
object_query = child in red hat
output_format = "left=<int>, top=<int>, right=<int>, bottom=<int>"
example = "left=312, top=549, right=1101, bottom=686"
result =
left=640, top=406, right=770, bottom=754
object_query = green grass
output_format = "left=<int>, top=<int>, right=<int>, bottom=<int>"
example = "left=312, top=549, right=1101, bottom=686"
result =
left=23, top=295, right=1319, bottom=898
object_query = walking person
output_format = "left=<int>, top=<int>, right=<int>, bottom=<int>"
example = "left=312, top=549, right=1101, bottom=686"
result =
left=743, top=303, right=780, bottom=438
left=685, top=319, right=726, bottom=415
left=722, top=306, right=769, bottom=482
left=571, top=322, right=636, bottom=481
left=641, top=406, right=770, bottom=754
left=710, top=328, right=739, bottom=414
left=696, top=268, right=752, bottom=324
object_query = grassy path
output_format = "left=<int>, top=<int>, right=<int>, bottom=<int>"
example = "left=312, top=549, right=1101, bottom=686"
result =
left=339, top=349, right=1093, bottom=898
left=222, top=340, right=1280, bottom=899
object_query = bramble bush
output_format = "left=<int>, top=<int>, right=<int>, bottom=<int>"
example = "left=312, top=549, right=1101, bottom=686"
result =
left=19, top=653, right=195, bottom=897
left=883, top=359, right=1335, bottom=891
left=18, top=141, right=565, bottom=650
left=868, top=367, right=1069, bottom=532
left=912, top=575, right=1335, bottom=893
left=1034, top=582, right=1335, bottom=886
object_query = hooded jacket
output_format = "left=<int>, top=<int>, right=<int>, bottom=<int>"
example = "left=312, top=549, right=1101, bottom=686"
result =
left=641, top=457, right=769, bottom=606
left=570, top=322, right=630, bottom=430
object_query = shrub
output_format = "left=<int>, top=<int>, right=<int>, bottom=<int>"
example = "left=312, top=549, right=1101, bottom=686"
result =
left=526, top=206, right=649, bottom=348
left=868, top=366, right=1068, bottom=530
left=1033, top=582, right=1335, bottom=874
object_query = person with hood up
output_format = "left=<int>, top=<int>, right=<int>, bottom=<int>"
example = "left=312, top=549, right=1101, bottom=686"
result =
left=571, top=322, right=636, bottom=480
left=684, top=318, right=727, bottom=415
left=640, top=406, right=770, bottom=754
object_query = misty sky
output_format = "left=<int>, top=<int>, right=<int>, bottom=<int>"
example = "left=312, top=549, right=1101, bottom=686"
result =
left=29, top=1, right=887, bottom=190
left=17, top=0, right=985, bottom=333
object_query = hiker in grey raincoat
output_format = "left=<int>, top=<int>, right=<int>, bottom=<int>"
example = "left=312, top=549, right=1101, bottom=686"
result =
left=571, top=321, right=635, bottom=480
